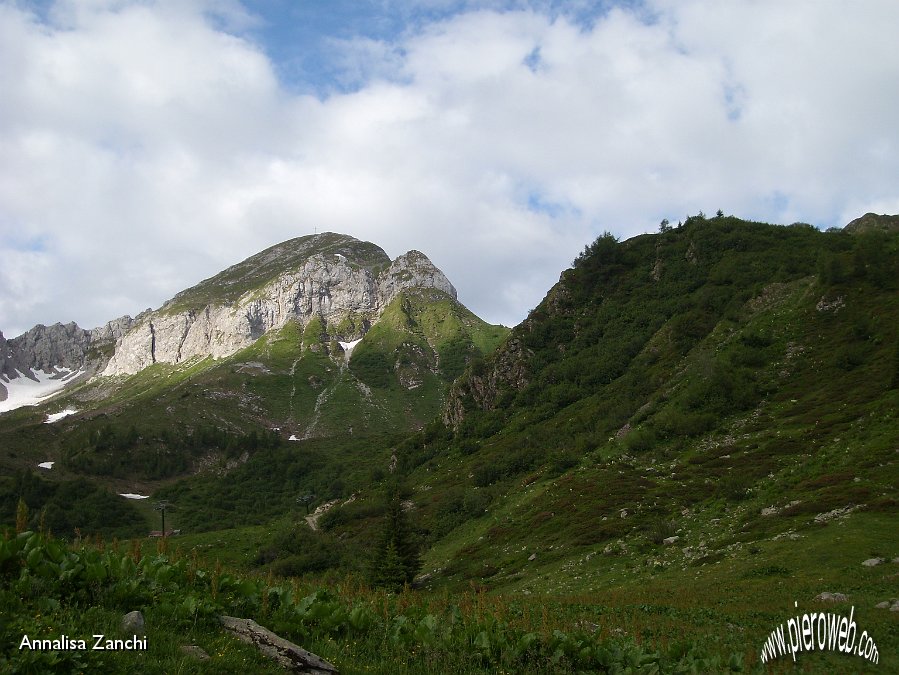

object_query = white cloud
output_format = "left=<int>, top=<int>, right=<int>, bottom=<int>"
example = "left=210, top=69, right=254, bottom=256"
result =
left=0, top=0, right=897, bottom=337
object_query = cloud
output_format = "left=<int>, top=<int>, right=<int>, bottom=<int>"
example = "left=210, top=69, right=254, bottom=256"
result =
left=0, top=0, right=897, bottom=337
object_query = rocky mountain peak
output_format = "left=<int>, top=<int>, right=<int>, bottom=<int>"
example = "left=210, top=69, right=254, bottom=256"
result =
left=10, top=322, right=90, bottom=372
left=844, top=212, right=899, bottom=234
left=0, top=316, right=133, bottom=382
left=1, top=233, right=465, bottom=407
left=378, top=250, right=457, bottom=303
left=160, top=233, right=391, bottom=315
left=100, top=235, right=461, bottom=376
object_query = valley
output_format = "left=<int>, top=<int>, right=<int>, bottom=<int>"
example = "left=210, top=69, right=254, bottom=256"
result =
left=1, top=216, right=897, bottom=672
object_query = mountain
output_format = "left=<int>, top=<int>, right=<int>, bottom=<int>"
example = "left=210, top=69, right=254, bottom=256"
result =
left=195, top=214, right=893, bottom=597
left=0, top=318, right=133, bottom=412
left=1, top=233, right=505, bottom=413
left=0, top=233, right=507, bottom=493
left=417, top=214, right=898, bottom=590
left=0, top=233, right=464, bottom=383
left=844, top=212, right=899, bottom=234
left=102, top=233, right=460, bottom=376
left=1, top=214, right=897, bottom=669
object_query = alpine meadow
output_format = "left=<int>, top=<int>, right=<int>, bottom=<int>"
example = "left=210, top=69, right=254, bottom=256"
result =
left=1, top=212, right=897, bottom=673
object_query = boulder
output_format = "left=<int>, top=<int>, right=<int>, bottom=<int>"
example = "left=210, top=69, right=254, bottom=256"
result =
left=181, top=645, right=210, bottom=660
left=121, top=610, right=145, bottom=633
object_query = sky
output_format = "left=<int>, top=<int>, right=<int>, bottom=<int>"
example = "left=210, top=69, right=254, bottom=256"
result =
left=1, top=0, right=898, bottom=337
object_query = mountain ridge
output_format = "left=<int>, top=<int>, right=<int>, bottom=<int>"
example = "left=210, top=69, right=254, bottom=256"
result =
left=1, top=213, right=897, bottom=671
left=0, top=233, right=479, bottom=408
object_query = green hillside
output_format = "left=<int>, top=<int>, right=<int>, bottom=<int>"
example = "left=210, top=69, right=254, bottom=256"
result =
left=412, top=215, right=898, bottom=591
left=0, top=286, right=508, bottom=538
left=2, top=214, right=897, bottom=672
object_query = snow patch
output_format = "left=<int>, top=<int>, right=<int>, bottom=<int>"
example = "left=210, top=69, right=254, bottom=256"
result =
left=338, top=338, right=363, bottom=355
left=45, top=409, right=78, bottom=423
left=288, top=434, right=299, bottom=441
left=119, top=493, right=149, bottom=500
left=38, top=461, right=55, bottom=469
left=0, top=368, right=83, bottom=413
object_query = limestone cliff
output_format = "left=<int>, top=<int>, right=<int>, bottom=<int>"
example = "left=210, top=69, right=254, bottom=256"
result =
left=1, top=232, right=460, bottom=396
left=102, top=234, right=457, bottom=376
left=2, top=317, right=132, bottom=377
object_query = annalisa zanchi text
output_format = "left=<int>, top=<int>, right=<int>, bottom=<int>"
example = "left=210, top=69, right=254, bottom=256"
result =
left=760, top=602, right=879, bottom=664
left=19, top=634, right=147, bottom=651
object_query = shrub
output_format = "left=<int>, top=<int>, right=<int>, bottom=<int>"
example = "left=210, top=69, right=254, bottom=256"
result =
left=647, top=517, right=679, bottom=545
left=624, top=427, right=656, bottom=453
left=472, top=464, right=501, bottom=487
left=834, top=344, right=866, bottom=371
left=654, top=408, right=716, bottom=438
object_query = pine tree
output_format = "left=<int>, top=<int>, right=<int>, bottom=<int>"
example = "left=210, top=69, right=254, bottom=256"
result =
left=369, top=540, right=407, bottom=591
left=367, top=486, right=420, bottom=591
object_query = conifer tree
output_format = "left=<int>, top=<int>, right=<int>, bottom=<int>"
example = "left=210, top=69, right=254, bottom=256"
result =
left=367, top=485, right=420, bottom=591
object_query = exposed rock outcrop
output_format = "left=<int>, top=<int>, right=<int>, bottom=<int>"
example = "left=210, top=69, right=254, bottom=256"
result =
left=102, top=236, right=457, bottom=376
left=378, top=250, right=456, bottom=302
left=0, top=330, right=8, bottom=380
left=7, top=322, right=92, bottom=373
left=2, top=233, right=463, bottom=407
left=844, top=212, right=899, bottom=234
left=1, top=316, right=132, bottom=379
left=220, top=615, right=338, bottom=674
left=444, top=335, right=532, bottom=428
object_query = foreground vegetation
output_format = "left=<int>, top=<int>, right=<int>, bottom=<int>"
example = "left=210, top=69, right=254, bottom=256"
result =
left=2, top=529, right=756, bottom=673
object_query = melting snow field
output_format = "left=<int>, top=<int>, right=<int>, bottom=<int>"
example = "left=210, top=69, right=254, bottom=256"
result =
left=119, top=493, right=149, bottom=500
left=37, top=461, right=55, bottom=469
left=0, top=368, right=83, bottom=413
left=45, top=409, right=78, bottom=423
left=338, top=338, right=363, bottom=354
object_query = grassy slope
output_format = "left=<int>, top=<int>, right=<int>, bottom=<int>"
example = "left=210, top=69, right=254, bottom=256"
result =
left=360, top=217, right=897, bottom=669
left=0, top=289, right=508, bottom=539
left=2, top=216, right=897, bottom=671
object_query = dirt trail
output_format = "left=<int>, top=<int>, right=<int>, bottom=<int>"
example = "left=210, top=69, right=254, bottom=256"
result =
left=305, top=499, right=340, bottom=531
left=305, top=494, right=356, bottom=531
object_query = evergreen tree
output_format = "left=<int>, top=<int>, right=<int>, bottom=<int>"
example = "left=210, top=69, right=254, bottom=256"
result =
left=367, top=486, right=420, bottom=591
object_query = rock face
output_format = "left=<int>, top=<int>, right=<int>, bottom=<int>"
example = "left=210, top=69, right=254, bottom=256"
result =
left=5, top=322, right=92, bottom=374
left=1, top=317, right=132, bottom=379
left=844, top=212, right=899, bottom=234
left=444, top=335, right=532, bottom=428
left=1, top=233, right=460, bottom=400
left=102, top=234, right=456, bottom=376
left=0, top=331, right=8, bottom=380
